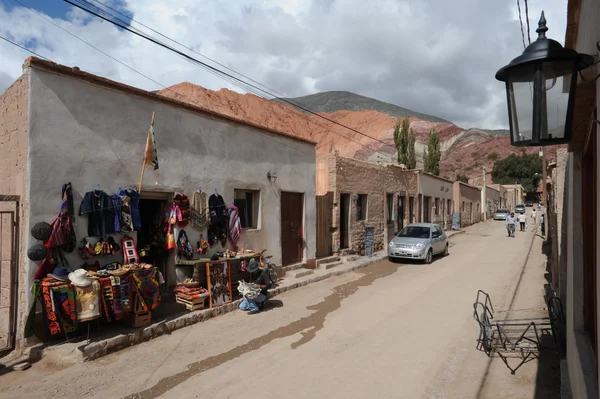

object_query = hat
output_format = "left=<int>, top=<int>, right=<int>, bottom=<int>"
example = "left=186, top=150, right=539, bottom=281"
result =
left=27, top=244, right=48, bottom=261
left=31, top=221, right=52, bottom=241
left=248, top=259, right=260, bottom=273
left=68, top=269, right=92, bottom=287
left=48, top=265, right=70, bottom=281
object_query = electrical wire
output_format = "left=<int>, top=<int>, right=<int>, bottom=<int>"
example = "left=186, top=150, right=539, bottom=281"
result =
left=524, top=0, right=531, bottom=45
left=516, top=0, right=526, bottom=50
left=0, top=34, right=50, bottom=60
left=63, top=0, right=396, bottom=150
left=89, top=0, right=288, bottom=100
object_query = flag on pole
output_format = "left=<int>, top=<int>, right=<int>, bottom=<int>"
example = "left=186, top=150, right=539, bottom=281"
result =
left=143, top=117, right=159, bottom=170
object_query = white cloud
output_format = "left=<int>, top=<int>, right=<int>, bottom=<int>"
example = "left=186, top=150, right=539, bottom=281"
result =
left=0, top=0, right=569, bottom=128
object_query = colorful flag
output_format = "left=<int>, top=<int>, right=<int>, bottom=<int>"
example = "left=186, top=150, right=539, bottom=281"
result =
left=143, top=120, right=159, bottom=170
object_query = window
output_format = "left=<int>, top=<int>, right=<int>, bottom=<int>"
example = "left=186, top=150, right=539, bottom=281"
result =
left=462, top=201, right=465, bottom=212
left=386, top=193, right=394, bottom=222
left=234, top=189, right=260, bottom=229
left=434, top=198, right=440, bottom=216
left=356, top=194, right=368, bottom=221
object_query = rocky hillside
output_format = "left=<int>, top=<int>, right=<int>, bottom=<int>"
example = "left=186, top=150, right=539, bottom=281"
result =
left=158, top=84, right=533, bottom=181
left=273, top=91, right=450, bottom=124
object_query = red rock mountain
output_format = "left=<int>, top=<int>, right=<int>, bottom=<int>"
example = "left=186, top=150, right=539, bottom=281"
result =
left=159, top=83, right=541, bottom=181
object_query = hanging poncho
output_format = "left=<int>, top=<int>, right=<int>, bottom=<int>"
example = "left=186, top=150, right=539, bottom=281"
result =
left=228, top=205, right=241, bottom=245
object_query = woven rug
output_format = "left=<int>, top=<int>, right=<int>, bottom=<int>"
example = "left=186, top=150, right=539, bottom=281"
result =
left=131, top=268, right=161, bottom=310
left=50, top=284, right=78, bottom=334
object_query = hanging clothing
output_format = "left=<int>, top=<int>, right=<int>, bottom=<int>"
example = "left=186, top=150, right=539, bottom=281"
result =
left=228, top=205, right=241, bottom=245
left=190, top=191, right=209, bottom=230
left=168, top=204, right=183, bottom=225
left=120, top=189, right=142, bottom=230
left=120, top=195, right=134, bottom=232
left=110, top=195, right=122, bottom=233
left=60, top=183, right=74, bottom=217
left=79, top=190, right=115, bottom=237
left=173, top=194, right=191, bottom=227
left=209, top=194, right=228, bottom=224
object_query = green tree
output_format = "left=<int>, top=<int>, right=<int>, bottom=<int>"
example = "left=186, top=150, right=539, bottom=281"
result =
left=423, top=129, right=441, bottom=176
left=491, top=153, right=543, bottom=196
left=394, top=118, right=410, bottom=166
left=456, top=173, right=469, bottom=183
left=407, top=128, right=417, bottom=169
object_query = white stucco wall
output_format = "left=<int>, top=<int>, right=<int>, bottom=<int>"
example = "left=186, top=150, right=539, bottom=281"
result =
left=24, top=67, right=316, bottom=294
left=418, top=172, right=453, bottom=225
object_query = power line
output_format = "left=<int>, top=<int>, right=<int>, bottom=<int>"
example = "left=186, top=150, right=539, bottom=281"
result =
left=524, top=0, right=531, bottom=45
left=63, top=0, right=396, bottom=150
left=516, top=0, right=526, bottom=50
left=6, top=0, right=316, bottom=156
left=0, top=34, right=50, bottom=60
left=89, top=0, right=284, bottom=98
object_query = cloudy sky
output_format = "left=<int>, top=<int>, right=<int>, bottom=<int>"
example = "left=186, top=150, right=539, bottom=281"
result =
left=0, top=0, right=567, bottom=129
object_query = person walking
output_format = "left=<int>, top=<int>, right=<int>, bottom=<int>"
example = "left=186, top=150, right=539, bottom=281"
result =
left=541, top=213, right=546, bottom=237
left=518, top=213, right=526, bottom=231
left=506, top=212, right=517, bottom=237
left=531, top=208, right=537, bottom=224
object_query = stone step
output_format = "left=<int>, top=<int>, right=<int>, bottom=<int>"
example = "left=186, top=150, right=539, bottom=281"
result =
left=286, top=269, right=314, bottom=279
left=316, top=256, right=341, bottom=267
left=320, top=261, right=343, bottom=270
left=345, top=255, right=359, bottom=262
left=282, top=262, right=305, bottom=272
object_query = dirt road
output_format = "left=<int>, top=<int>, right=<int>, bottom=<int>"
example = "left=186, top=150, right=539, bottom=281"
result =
left=0, top=221, right=549, bottom=399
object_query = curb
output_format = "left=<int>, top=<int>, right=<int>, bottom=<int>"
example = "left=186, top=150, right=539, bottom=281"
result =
left=80, top=253, right=387, bottom=361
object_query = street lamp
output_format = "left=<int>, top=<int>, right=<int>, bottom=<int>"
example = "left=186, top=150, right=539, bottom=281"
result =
left=495, top=11, right=594, bottom=147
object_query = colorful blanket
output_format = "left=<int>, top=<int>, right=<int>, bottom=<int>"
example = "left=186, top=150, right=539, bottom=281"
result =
left=131, top=268, right=161, bottom=310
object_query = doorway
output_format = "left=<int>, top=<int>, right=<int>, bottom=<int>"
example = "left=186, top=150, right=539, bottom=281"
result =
left=138, top=198, right=169, bottom=281
left=281, top=192, right=304, bottom=266
left=397, top=194, right=405, bottom=232
left=424, top=196, right=431, bottom=223
left=409, top=196, right=415, bottom=224
left=339, top=194, right=350, bottom=249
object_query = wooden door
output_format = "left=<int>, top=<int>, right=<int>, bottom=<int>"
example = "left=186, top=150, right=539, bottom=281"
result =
left=340, top=194, right=350, bottom=249
left=281, top=192, right=304, bottom=266
left=316, top=192, right=333, bottom=258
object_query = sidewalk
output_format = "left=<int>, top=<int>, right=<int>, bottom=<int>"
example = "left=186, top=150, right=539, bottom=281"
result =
left=19, top=224, right=473, bottom=365
left=476, top=233, right=561, bottom=397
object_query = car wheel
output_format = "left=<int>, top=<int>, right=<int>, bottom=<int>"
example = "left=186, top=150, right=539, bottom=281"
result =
left=443, top=244, right=449, bottom=257
left=388, top=256, right=395, bottom=263
left=424, top=249, right=433, bottom=264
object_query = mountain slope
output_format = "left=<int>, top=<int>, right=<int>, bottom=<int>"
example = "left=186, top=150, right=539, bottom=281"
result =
left=273, top=91, right=451, bottom=124
left=158, top=84, right=528, bottom=182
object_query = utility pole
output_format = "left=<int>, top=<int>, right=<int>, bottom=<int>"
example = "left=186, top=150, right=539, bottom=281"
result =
left=482, top=166, right=487, bottom=222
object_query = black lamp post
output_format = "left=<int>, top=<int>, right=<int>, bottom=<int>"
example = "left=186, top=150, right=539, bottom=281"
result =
left=495, top=11, right=594, bottom=147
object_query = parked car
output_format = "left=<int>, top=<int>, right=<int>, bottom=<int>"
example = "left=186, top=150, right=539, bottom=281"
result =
left=515, top=204, right=526, bottom=214
left=525, top=201, right=533, bottom=207
left=388, top=223, right=448, bottom=264
left=494, top=209, right=510, bottom=220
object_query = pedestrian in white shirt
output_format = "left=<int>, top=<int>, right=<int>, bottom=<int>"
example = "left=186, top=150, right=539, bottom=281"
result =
left=506, top=213, right=517, bottom=237
left=518, top=213, right=527, bottom=231
left=531, top=209, right=537, bottom=224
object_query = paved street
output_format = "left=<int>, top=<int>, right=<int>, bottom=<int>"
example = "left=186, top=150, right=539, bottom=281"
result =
left=0, top=220, right=550, bottom=399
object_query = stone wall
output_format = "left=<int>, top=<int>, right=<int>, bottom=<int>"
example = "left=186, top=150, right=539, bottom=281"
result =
left=0, top=72, right=29, bottom=353
left=323, top=154, right=418, bottom=255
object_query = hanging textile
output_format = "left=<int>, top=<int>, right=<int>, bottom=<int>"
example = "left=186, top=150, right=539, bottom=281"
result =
left=60, top=182, right=74, bottom=217
left=119, top=189, right=142, bottom=230
left=173, top=194, right=190, bottom=227
left=119, top=195, right=134, bottom=232
left=177, top=229, right=194, bottom=260
left=75, top=280, right=101, bottom=322
left=131, top=268, right=161, bottom=310
left=110, top=195, right=122, bottom=233
left=228, top=205, right=241, bottom=245
left=190, top=191, right=209, bottom=230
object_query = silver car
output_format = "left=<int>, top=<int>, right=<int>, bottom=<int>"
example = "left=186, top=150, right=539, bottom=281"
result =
left=388, top=223, right=449, bottom=264
left=494, top=209, right=510, bottom=220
